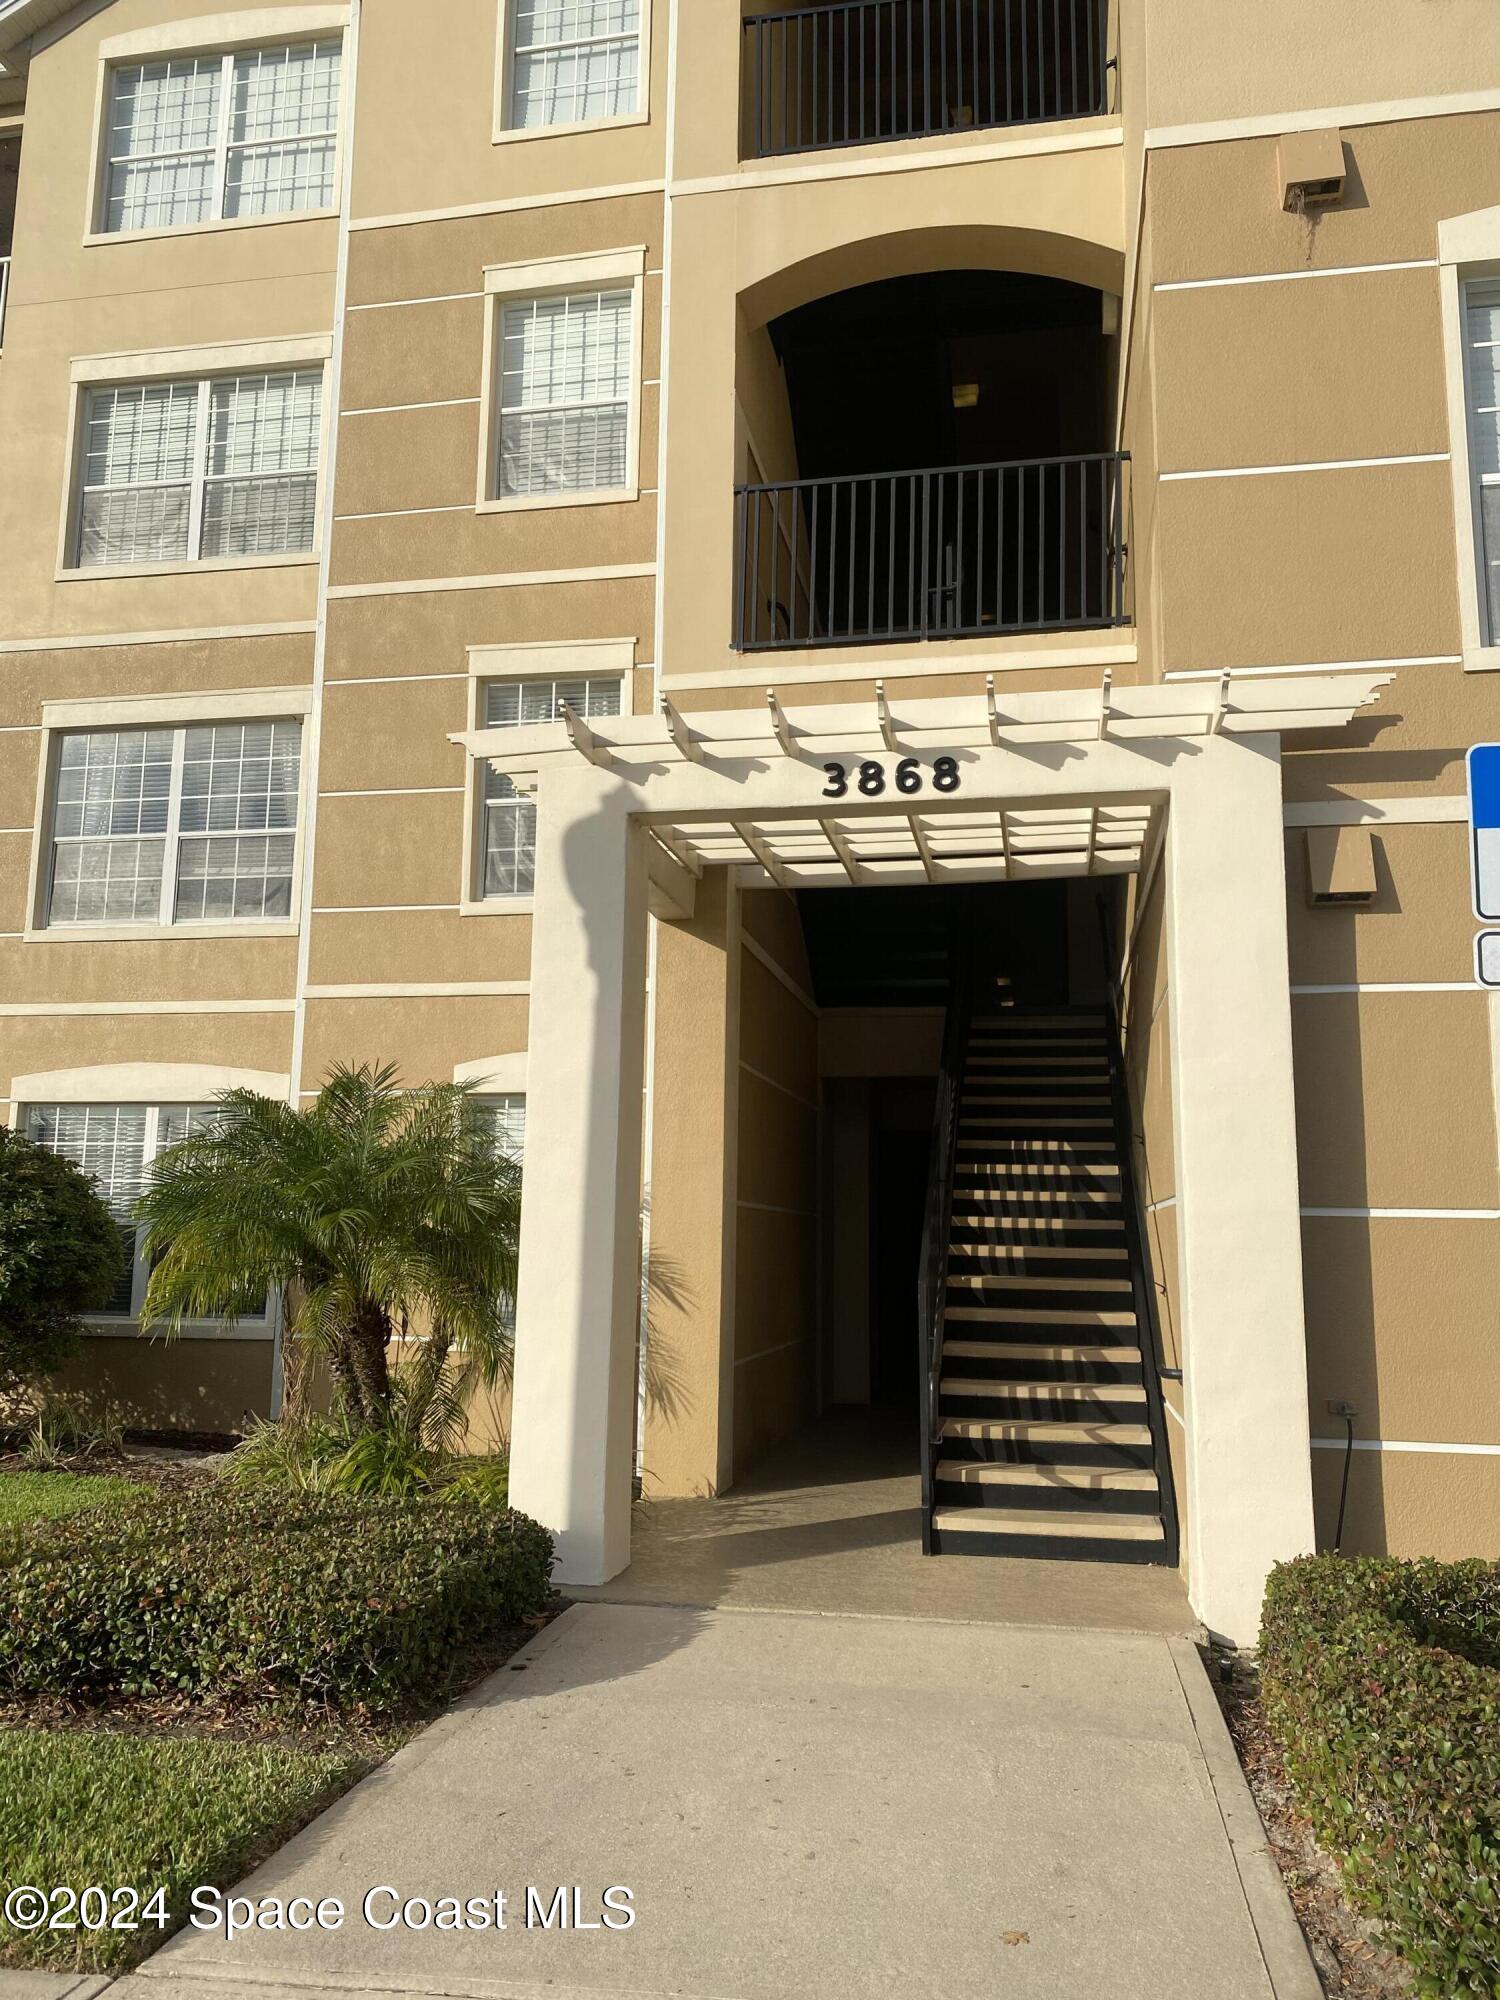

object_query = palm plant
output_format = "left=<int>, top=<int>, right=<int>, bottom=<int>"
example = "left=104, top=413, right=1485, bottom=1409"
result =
left=136, top=1063, right=521, bottom=1436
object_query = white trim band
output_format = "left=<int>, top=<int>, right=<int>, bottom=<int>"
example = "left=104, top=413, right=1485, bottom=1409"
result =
left=1161, top=453, right=1448, bottom=483
left=1311, top=1437, right=1500, bottom=1456
left=1155, top=260, right=1438, bottom=293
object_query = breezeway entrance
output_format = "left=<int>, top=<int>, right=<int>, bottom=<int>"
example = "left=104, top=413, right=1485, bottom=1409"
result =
left=467, top=673, right=1388, bottom=1643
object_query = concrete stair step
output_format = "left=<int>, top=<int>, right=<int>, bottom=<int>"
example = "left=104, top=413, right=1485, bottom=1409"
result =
left=930, top=1505, right=1163, bottom=1542
left=942, top=1340, right=1141, bottom=1363
left=948, top=1272, right=1133, bottom=1292
left=936, top=1459, right=1158, bottom=1492
left=942, top=1378, right=1147, bottom=1402
left=946, top=1304, right=1137, bottom=1327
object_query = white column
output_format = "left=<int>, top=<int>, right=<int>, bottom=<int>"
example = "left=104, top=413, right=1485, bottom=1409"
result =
left=1167, top=733, right=1315, bottom=1645
left=508, top=767, right=649, bottom=1584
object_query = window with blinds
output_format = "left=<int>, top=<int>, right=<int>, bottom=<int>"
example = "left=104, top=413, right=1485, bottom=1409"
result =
left=480, top=676, right=622, bottom=898
left=103, top=41, right=342, bottom=234
left=77, top=369, right=323, bottom=569
left=1465, top=280, right=1500, bottom=643
left=508, top=0, right=640, bottom=130
left=497, top=289, right=632, bottom=497
left=474, top=1093, right=527, bottom=1163
left=473, top=1094, right=525, bottom=1331
left=47, top=721, right=302, bottom=928
left=22, top=1103, right=255, bottom=1320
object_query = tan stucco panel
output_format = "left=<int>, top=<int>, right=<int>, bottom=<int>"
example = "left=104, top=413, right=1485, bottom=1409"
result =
left=1292, top=990, right=1500, bottom=1209
left=325, top=580, right=657, bottom=678
left=0, top=635, right=316, bottom=725
left=336, top=401, right=485, bottom=518
left=345, top=198, right=666, bottom=311
left=316, top=675, right=469, bottom=795
left=738, top=952, right=819, bottom=1107
left=312, top=789, right=467, bottom=909
left=1312, top=1445, right=1500, bottom=1561
left=0, top=937, right=299, bottom=1008
left=1141, top=1, right=1500, bottom=131
left=3, top=1012, right=293, bottom=1099
left=306, top=910, right=532, bottom=989
left=1302, top=1214, right=1500, bottom=1444
left=1285, top=823, right=1476, bottom=985
left=1147, top=114, right=1500, bottom=285
left=1152, top=267, right=1447, bottom=473
left=1282, top=662, right=1497, bottom=802
left=731, top=1330, right=817, bottom=1481
left=329, top=480, right=658, bottom=591
left=736, top=1066, right=817, bottom=1215
left=341, top=297, right=485, bottom=414
left=297, top=994, right=529, bottom=1093
left=1156, top=461, right=1460, bottom=672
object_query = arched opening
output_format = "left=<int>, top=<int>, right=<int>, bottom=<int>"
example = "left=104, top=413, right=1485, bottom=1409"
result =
left=735, top=267, right=1127, bottom=649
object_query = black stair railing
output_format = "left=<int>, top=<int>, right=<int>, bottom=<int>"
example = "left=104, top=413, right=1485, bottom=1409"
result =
left=734, top=451, right=1129, bottom=652
left=744, top=0, right=1112, bottom=158
left=916, top=924, right=975, bottom=1553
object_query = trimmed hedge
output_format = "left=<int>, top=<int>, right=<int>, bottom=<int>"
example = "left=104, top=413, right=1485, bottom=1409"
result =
left=1261, top=1554, right=1500, bottom=1997
left=0, top=1489, right=554, bottom=1714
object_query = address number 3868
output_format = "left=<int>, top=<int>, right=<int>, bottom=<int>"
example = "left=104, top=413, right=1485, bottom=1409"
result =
left=821, top=757, right=961, bottom=799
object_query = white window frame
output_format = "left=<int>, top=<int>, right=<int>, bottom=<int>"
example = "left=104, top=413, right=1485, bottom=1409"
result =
left=477, top=247, right=647, bottom=514
left=493, top=0, right=651, bottom=144
left=24, top=686, right=314, bottom=944
left=455, top=639, right=636, bottom=916
left=58, top=335, right=333, bottom=579
left=85, top=9, right=351, bottom=245
left=1439, top=207, right=1500, bottom=673
left=8, top=1067, right=291, bottom=1340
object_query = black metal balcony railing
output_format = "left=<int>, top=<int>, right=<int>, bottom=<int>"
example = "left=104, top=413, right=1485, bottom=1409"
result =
left=733, top=451, right=1129, bottom=651
left=745, top=0, right=1111, bottom=158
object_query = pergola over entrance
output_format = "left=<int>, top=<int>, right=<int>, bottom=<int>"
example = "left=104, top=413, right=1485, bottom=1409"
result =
left=462, top=674, right=1391, bottom=1645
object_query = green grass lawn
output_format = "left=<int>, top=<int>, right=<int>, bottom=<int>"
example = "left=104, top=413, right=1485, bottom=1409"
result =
left=0, top=1470, right=140, bottom=1528
left=0, top=1731, right=366, bottom=1971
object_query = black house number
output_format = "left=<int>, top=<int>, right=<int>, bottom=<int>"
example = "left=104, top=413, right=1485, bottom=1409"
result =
left=821, top=757, right=962, bottom=799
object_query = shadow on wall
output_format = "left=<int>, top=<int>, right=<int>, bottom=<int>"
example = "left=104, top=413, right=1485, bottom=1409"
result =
left=1287, top=828, right=1386, bottom=1553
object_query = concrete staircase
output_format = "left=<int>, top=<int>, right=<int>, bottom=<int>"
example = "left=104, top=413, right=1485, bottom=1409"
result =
left=929, top=1009, right=1171, bottom=1562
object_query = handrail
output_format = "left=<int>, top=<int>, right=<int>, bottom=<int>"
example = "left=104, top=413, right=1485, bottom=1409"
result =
left=743, top=0, right=1113, bottom=159
left=734, top=451, right=1130, bottom=651
left=916, top=908, right=974, bottom=1553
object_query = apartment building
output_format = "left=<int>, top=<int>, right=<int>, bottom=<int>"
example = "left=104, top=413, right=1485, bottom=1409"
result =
left=1, top=0, right=1497, bottom=1642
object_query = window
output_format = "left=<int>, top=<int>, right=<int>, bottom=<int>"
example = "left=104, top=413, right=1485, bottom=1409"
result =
left=474, top=1093, right=527, bottom=1163
left=102, top=41, right=342, bottom=234
left=46, top=720, right=302, bottom=928
left=22, top=1103, right=262, bottom=1320
left=497, top=290, right=632, bottom=497
left=508, top=1, right=640, bottom=131
left=76, top=369, right=323, bottom=569
left=480, top=675, right=621, bottom=897
left=1464, top=279, right=1500, bottom=643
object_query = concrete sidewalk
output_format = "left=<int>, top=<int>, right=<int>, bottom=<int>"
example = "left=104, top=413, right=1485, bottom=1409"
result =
left=91, top=1602, right=1320, bottom=2000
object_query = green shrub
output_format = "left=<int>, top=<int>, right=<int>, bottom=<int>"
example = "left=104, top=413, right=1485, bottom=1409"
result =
left=0, top=1127, right=124, bottom=1407
left=0, top=1489, right=553, bottom=1714
left=1260, top=1554, right=1500, bottom=1997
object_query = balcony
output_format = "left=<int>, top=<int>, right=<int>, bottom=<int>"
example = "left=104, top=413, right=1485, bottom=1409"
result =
left=734, top=452, right=1128, bottom=649
left=743, top=0, right=1111, bottom=159
left=731, top=267, right=1128, bottom=654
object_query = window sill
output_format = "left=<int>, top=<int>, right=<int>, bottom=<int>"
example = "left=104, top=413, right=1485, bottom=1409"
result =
left=82, top=207, right=339, bottom=249
left=1464, top=645, right=1500, bottom=673
left=459, top=897, right=535, bottom=918
left=25, top=919, right=299, bottom=944
left=491, top=111, right=649, bottom=147
left=476, top=485, right=639, bottom=516
left=57, top=552, right=319, bottom=582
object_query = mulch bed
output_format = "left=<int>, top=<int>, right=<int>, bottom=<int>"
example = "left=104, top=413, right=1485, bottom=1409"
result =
left=1208, top=1647, right=1414, bottom=1999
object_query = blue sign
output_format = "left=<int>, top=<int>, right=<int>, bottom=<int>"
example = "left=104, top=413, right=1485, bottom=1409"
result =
left=1468, top=745, right=1500, bottom=923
